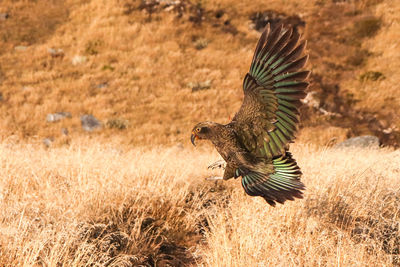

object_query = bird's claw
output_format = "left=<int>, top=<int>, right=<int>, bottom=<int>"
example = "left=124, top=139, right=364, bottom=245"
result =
left=208, top=160, right=226, bottom=170
left=205, top=176, right=223, bottom=181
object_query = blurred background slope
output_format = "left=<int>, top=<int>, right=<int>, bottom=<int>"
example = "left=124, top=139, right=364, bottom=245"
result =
left=1, top=1, right=400, bottom=266
left=0, top=0, right=399, bottom=147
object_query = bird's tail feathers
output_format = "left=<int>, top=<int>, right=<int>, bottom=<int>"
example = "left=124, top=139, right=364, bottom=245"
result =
left=236, top=152, right=305, bottom=206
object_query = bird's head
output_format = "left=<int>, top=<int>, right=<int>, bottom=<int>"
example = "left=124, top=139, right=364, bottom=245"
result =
left=190, top=121, right=215, bottom=146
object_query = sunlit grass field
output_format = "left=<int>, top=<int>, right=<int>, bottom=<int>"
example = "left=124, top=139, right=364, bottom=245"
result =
left=1, top=0, right=400, bottom=265
left=0, top=141, right=398, bottom=266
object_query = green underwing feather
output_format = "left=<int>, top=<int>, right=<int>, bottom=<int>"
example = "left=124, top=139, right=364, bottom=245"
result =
left=264, top=141, right=273, bottom=158
left=277, top=98, right=300, bottom=109
left=278, top=105, right=298, bottom=119
left=268, top=140, right=278, bottom=156
left=275, top=88, right=303, bottom=95
left=277, top=93, right=304, bottom=101
left=276, top=111, right=297, bottom=126
left=275, top=121, right=293, bottom=136
left=260, top=89, right=275, bottom=95
left=269, top=131, right=283, bottom=150
left=274, top=129, right=289, bottom=144
left=274, top=71, right=309, bottom=82
left=238, top=152, right=304, bottom=206
left=232, top=23, right=308, bottom=180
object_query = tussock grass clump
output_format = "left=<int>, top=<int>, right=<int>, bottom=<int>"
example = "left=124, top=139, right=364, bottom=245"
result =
left=360, top=71, right=385, bottom=82
left=0, top=141, right=399, bottom=266
left=106, top=118, right=129, bottom=130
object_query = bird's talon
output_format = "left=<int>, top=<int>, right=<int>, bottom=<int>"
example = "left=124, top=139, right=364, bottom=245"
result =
left=208, top=160, right=226, bottom=170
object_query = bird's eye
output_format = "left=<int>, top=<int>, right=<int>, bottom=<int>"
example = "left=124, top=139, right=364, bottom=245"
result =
left=196, top=127, right=201, bottom=133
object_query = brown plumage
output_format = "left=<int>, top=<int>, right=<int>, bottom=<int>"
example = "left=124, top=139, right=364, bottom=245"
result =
left=191, top=24, right=309, bottom=206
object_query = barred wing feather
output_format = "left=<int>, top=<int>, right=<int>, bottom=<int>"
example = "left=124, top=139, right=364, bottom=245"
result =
left=232, top=24, right=309, bottom=158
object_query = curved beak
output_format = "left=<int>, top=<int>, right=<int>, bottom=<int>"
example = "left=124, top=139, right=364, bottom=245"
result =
left=191, top=132, right=197, bottom=146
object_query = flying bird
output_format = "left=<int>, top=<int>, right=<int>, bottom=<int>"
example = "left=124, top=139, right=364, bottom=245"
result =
left=190, top=24, right=309, bottom=206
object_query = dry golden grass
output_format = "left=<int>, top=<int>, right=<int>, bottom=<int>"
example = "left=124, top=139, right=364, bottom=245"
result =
left=0, top=0, right=399, bottom=147
left=342, top=0, right=400, bottom=132
left=359, top=0, right=400, bottom=107
left=0, top=140, right=399, bottom=266
left=1, top=1, right=400, bottom=264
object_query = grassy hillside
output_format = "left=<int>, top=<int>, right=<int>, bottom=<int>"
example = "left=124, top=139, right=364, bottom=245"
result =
left=0, top=142, right=399, bottom=266
left=0, top=0, right=399, bottom=147
left=0, top=1, right=399, bottom=266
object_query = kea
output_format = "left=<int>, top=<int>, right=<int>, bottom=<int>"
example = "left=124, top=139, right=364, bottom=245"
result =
left=190, top=24, right=309, bottom=206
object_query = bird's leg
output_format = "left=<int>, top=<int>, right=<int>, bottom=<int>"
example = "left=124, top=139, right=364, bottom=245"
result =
left=206, top=160, right=225, bottom=187
left=207, top=160, right=226, bottom=170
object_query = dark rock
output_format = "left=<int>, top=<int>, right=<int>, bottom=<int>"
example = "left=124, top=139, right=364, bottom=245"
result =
left=81, top=114, right=102, bottom=132
left=353, top=16, right=381, bottom=38
left=96, top=82, right=108, bottom=89
left=188, top=3, right=205, bottom=25
left=221, top=22, right=238, bottom=35
left=46, top=112, right=71, bottom=123
left=249, top=10, right=305, bottom=33
left=335, top=135, right=380, bottom=148
left=0, top=13, right=9, bottom=20
left=215, top=10, right=224, bottom=19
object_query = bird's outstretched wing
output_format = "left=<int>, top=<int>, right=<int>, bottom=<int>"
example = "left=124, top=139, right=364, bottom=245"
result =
left=236, top=152, right=304, bottom=206
left=231, top=24, right=309, bottom=158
